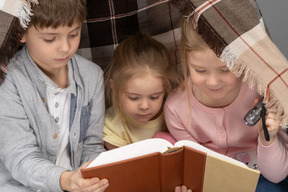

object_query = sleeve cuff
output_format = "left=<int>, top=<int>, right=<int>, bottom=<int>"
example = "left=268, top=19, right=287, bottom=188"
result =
left=46, top=166, right=68, bottom=192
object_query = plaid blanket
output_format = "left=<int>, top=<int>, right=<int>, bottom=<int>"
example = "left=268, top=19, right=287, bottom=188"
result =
left=78, top=0, right=182, bottom=71
left=171, top=0, right=288, bottom=126
left=0, top=0, right=38, bottom=84
left=0, top=11, right=24, bottom=64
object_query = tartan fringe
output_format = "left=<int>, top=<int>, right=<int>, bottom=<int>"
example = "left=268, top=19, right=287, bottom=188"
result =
left=220, top=45, right=238, bottom=70
left=231, top=61, right=288, bottom=127
left=17, top=0, right=39, bottom=28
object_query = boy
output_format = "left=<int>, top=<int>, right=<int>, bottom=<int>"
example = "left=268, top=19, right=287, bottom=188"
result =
left=0, top=0, right=109, bottom=191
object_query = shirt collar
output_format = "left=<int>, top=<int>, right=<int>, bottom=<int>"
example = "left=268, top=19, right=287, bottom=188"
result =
left=37, top=61, right=76, bottom=95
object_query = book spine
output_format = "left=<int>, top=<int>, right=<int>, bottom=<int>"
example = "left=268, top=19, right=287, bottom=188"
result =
left=160, top=148, right=184, bottom=191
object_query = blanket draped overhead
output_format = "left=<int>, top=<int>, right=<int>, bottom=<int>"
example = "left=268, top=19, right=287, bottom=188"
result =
left=172, top=0, right=288, bottom=126
left=0, top=0, right=38, bottom=84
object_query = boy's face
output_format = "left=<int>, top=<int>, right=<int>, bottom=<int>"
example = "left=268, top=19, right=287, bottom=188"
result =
left=21, top=22, right=82, bottom=74
left=118, top=72, right=165, bottom=123
left=187, top=47, right=242, bottom=108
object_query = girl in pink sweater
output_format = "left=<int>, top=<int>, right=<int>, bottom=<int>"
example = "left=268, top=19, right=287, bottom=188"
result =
left=157, top=9, right=288, bottom=192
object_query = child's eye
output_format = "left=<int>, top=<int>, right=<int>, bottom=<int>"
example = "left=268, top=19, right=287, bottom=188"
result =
left=150, top=96, right=159, bottom=100
left=43, top=38, right=55, bottom=43
left=128, top=96, right=138, bottom=101
left=70, top=33, right=79, bottom=38
left=195, top=69, right=206, bottom=73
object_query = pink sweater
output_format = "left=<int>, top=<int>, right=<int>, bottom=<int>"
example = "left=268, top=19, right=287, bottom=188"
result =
left=164, top=81, right=288, bottom=183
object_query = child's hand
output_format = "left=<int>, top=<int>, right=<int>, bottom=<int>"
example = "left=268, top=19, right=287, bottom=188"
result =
left=175, top=185, right=192, bottom=192
left=258, top=109, right=281, bottom=146
left=60, top=161, right=109, bottom=192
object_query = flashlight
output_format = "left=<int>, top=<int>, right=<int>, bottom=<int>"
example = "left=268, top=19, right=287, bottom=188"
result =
left=244, top=97, right=270, bottom=141
left=244, top=97, right=263, bottom=126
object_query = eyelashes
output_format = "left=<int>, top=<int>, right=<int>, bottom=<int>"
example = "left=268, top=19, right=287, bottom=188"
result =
left=42, top=33, right=79, bottom=43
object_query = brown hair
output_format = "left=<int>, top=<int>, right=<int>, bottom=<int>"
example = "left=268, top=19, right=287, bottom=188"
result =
left=105, top=32, right=181, bottom=114
left=29, top=0, right=87, bottom=29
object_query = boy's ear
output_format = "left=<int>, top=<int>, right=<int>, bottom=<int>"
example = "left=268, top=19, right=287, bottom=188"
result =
left=109, top=79, right=114, bottom=89
left=20, top=35, right=26, bottom=43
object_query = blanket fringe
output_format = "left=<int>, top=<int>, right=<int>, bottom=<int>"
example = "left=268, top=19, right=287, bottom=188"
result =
left=231, top=62, right=288, bottom=127
left=17, top=0, right=39, bottom=28
left=220, top=45, right=238, bottom=70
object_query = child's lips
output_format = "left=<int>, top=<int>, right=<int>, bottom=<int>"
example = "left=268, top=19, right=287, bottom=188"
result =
left=137, top=114, right=151, bottom=118
left=55, top=56, right=69, bottom=62
left=209, top=87, right=222, bottom=92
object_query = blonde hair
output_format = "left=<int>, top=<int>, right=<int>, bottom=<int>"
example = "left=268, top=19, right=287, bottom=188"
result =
left=105, top=32, right=181, bottom=115
left=179, top=16, right=211, bottom=125
left=29, top=0, right=87, bottom=29
left=179, top=16, right=209, bottom=89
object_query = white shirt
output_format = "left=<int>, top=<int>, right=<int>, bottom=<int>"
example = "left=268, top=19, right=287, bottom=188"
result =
left=40, top=65, right=75, bottom=170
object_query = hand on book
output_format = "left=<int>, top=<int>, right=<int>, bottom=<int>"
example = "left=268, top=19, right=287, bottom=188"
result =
left=60, top=161, right=109, bottom=192
left=175, top=185, right=192, bottom=192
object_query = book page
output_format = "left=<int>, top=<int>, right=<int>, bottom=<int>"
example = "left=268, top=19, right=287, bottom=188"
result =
left=174, top=140, right=247, bottom=167
left=88, top=138, right=173, bottom=168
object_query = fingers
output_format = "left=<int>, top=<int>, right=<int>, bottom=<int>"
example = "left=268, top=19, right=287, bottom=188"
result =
left=82, top=178, right=109, bottom=192
left=79, top=161, right=92, bottom=168
left=71, top=177, right=109, bottom=192
left=253, top=98, right=261, bottom=105
left=184, top=186, right=192, bottom=192
left=175, top=185, right=192, bottom=192
left=70, top=166, right=109, bottom=192
left=265, top=118, right=279, bottom=130
left=257, top=109, right=280, bottom=146
left=265, top=111, right=280, bottom=130
left=175, top=186, right=181, bottom=192
left=96, top=179, right=109, bottom=192
left=181, top=185, right=188, bottom=191
left=70, top=177, right=97, bottom=191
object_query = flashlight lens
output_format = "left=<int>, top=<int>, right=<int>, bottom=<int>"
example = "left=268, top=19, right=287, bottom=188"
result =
left=244, top=108, right=261, bottom=126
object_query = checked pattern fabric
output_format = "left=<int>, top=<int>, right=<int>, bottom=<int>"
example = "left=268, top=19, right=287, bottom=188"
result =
left=78, top=0, right=182, bottom=72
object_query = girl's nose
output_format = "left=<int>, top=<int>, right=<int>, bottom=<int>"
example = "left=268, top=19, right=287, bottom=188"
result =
left=206, top=73, right=219, bottom=86
left=139, top=99, right=149, bottom=110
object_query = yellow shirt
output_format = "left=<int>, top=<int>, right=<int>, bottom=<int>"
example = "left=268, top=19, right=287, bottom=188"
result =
left=103, top=106, right=165, bottom=147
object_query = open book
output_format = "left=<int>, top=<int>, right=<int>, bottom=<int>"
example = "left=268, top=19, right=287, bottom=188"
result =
left=81, top=138, right=260, bottom=192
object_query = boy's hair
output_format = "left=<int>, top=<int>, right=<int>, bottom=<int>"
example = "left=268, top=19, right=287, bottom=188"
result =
left=105, top=32, right=181, bottom=114
left=29, top=0, right=87, bottom=29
